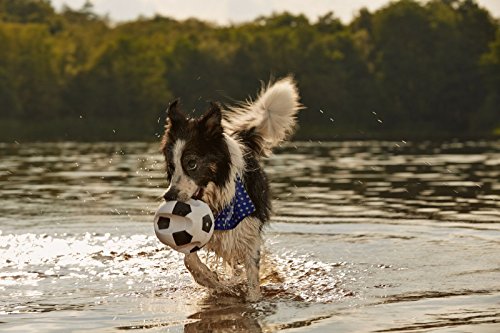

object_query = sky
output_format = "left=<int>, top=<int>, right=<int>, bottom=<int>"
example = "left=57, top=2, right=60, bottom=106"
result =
left=51, top=0, right=500, bottom=24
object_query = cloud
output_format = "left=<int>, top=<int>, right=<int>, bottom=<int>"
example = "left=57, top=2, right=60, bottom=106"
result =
left=147, top=0, right=230, bottom=24
left=144, top=0, right=391, bottom=23
left=51, top=0, right=500, bottom=24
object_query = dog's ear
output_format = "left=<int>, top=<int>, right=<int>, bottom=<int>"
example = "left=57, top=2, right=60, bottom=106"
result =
left=166, top=99, right=187, bottom=127
left=200, top=102, right=223, bottom=137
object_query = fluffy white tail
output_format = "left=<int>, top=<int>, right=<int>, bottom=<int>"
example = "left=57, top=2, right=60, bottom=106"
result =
left=225, top=77, right=301, bottom=154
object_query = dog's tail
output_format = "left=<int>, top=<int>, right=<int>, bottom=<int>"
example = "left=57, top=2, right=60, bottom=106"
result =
left=224, top=77, right=301, bottom=156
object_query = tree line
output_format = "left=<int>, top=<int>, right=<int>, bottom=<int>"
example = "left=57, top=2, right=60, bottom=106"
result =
left=0, top=0, right=499, bottom=141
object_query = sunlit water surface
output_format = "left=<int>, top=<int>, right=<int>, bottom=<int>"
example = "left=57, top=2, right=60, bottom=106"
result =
left=0, top=141, right=499, bottom=332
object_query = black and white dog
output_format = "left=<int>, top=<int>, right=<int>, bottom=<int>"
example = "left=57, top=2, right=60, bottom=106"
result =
left=161, top=77, right=301, bottom=301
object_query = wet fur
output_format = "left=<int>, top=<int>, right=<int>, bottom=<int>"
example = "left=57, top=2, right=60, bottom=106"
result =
left=161, top=77, right=301, bottom=301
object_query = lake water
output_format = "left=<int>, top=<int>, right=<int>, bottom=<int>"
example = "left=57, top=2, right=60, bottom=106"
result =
left=0, top=141, right=499, bottom=332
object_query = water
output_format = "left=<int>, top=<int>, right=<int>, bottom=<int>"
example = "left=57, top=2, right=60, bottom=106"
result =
left=0, top=141, right=499, bottom=332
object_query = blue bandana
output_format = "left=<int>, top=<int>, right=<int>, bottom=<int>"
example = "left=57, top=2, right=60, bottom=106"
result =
left=214, top=176, right=256, bottom=230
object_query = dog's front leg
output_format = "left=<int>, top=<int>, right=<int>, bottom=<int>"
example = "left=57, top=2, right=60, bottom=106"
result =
left=184, top=252, right=240, bottom=296
left=245, top=245, right=261, bottom=302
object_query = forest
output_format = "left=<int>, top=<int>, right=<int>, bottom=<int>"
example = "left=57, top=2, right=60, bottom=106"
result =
left=0, top=0, right=499, bottom=141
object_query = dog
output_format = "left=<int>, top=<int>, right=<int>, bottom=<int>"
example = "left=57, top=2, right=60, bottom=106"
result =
left=161, top=77, right=301, bottom=301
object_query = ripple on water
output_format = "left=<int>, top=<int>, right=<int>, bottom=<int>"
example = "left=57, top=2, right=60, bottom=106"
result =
left=0, top=231, right=355, bottom=318
left=0, top=141, right=499, bottom=332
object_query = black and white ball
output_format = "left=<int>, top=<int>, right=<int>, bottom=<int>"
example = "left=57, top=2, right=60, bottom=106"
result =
left=153, top=199, right=214, bottom=254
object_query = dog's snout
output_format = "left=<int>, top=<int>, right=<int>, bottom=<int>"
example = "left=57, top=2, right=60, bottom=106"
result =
left=163, top=188, right=179, bottom=201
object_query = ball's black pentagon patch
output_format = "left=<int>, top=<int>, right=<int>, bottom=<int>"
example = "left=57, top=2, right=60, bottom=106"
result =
left=172, top=230, right=193, bottom=246
left=157, top=217, right=171, bottom=230
left=201, top=214, right=213, bottom=233
left=190, top=246, right=201, bottom=253
left=172, top=202, right=191, bottom=217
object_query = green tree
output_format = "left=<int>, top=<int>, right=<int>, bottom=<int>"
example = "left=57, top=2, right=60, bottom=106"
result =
left=0, top=0, right=54, bottom=24
left=477, top=29, right=500, bottom=133
left=65, top=35, right=171, bottom=124
left=0, top=0, right=499, bottom=140
left=0, top=23, right=60, bottom=118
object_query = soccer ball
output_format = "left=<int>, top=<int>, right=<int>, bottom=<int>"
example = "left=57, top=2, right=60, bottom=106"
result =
left=153, top=199, right=215, bottom=254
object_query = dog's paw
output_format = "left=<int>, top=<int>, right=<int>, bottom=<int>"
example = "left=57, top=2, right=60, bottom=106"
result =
left=245, top=290, right=261, bottom=302
left=212, top=284, right=242, bottom=298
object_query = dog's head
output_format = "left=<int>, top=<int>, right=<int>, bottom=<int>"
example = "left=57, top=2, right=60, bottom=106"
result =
left=161, top=100, right=231, bottom=203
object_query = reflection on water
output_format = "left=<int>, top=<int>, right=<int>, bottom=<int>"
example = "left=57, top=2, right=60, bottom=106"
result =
left=271, top=141, right=499, bottom=222
left=0, top=141, right=499, bottom=332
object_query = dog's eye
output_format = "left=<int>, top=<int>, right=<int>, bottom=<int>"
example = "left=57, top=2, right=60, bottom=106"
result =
left=186, top=159, right=197, bottom=171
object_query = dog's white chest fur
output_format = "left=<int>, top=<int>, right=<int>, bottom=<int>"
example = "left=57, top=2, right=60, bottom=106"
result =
left=205, top=216, right=262, bottom=265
